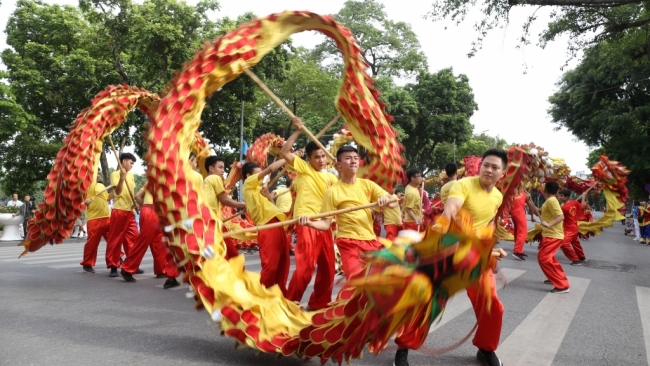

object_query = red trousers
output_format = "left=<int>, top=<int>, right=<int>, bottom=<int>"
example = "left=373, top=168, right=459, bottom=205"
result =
left=258, top=218, right=291, bottom=295
left=105, top=209, right=138, bottom=269
left=165, top=251, right=179, bottom=279
left=403, top=221, right=425, bottom=232
left=538, top=237, right=570, bottom=289
left=80, top=217, right=110, bottom=267
left=221, top=226, right=241, bottom=260
left=384, top=224, right=402, bottom=241
left=562, top=230, right=585, bottom=261
left=511, top=210, right=527, bottom=254
left=336, top=237, right=383, bottom=280
left=395, top=270, right=503, bottom=351
left=123, top=205, right=166, bottom=274
left=287, top=225, right=335, bottom=309
left=467, top=270, right=503, bottom=351
left=373, top=220, right=381, bottom=237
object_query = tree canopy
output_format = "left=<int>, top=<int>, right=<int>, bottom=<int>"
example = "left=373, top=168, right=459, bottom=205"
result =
left=548, top=27, right=650, bottom=196
left=0, top=0, right=491, bottom=195
left=314, top=0, right=428, bottom=77
left=427, top=0, right=650, bottom=60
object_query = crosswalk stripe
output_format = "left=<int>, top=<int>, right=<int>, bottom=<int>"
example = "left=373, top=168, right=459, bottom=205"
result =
left=429, top=268, right=526, bottom=334
left=635, top=286, right=650, bottom=366
left=498, top=276, right=591, bottom=366
left=2, top=253, right=82, bottom=262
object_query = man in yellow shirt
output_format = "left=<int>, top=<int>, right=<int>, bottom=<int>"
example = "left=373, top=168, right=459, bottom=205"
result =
left=272, top=184, right=292, bottom=213
left=538, top=181, right=570, bottom=293
left=394, top=149, right=508, bottom=366
left=439, top=162, right=458, bottom=204
left=80, top=169, right=112, bottom=273
left=243, top=158, right=290, bottom=295
left=203, top=155, right=246, bottom=259
left=382, top=192, right=403, bottom=241
left=106, top=153, right=139, bottom=278
left=280, top=118, right=338, bottom=310
left=403, top=168, right=424, bottom=231
left=297, top=146, right=397, bottom=280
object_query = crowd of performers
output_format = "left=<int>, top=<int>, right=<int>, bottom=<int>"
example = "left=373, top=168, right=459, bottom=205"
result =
left=76, top=116, right=626, bottom=366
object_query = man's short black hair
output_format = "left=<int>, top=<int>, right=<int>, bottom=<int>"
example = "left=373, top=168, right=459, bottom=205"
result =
left=205, top=155, right=226, bottom=172
left=482, top=148, right=507, bottom=169
left=120, top=152, right=137, bottom=163
left=444, top=163, right=457, bottom=177
left=558, top=189, right=572, bottom=197
left=406, top=168, right=421, bottom=183
left=545, top=181, right=560, bottom=195
left=336, top=145, right=358, bottom=161
left=243, top=162, right=260, bottom=178
left=305, top=140, right=326, bottom=158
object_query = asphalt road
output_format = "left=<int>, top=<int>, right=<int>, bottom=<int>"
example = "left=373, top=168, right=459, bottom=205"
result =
left=1, top=214, right=649, bottom=366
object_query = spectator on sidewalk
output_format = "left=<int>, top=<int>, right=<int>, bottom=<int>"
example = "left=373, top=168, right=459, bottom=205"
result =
left=19, top=195, right=36, bottom=238
left=6, top=193, right=23, bottom=207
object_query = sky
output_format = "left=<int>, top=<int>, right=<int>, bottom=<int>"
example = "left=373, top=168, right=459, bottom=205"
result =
left=0, top=0, right=594, bottom=175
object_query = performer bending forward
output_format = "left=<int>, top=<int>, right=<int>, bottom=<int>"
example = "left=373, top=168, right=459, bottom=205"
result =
left=393, top=149, right=508, bottom=366
left=243, top=159, right=291, bottom=295
left=297, top=146, right=396, bottom=280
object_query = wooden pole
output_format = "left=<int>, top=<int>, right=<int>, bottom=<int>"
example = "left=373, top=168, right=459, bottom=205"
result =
left=243, top=68, right=335, bottom=161
left=89, top=185, right=113, bottom=200
left=107, top=136, right=139, bottom=213
left=223, top=197, right=397, bottom=238
left=222, top=210, right=244, bottom=223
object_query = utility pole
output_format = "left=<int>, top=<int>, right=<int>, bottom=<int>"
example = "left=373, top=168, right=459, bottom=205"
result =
left=238, top=83, right=244, bottom=202
left=453, top=138, right=456, bottom=162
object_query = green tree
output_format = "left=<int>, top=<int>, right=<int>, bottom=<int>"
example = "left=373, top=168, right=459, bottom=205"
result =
left=427, top=0, right=650, bottom=60
left=397, top=68, right=477, bottom=175
left=548, top=29, right=650, bottom=195
left=314, top=0, right=428, bottom=77
left=1, top=0, right=116, bottom=192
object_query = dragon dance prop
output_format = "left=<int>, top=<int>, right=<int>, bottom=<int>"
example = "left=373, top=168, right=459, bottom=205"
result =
left=526, top=155, right=629, bottom=242
left=18, top=85, right=160, bottom=256
left=137, top=10, right=511, bottom=364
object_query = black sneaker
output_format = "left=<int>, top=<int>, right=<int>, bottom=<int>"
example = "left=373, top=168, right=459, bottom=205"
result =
left=82, top=266, right=95, bottom=273
left=521, top=253, right=528, bottom=257
left=512, top=253, right=525, bottom=261
left=155, top=274, right=167, bottom=278
left=135, top=268, right=144, bottom=274
left=570, top=261, right=583, bottom=266
left=580, top=258, right=587, bottom=263
left=120, top=270, right=136, bottom=282
left=544, top=280, right=552, bottom=284
left=289, top=249, right=295, bottom=256
left=109, top=268, right=118, bottom=277
left=163, top=278, right=180, bottom=289
left=393, top=348, right=409, bottom=366
left=550, top=287, right=570, bottom=294
left=477, top=349, right=503, bottom=366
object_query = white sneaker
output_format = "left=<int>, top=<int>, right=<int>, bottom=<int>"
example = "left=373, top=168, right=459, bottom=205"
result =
left=634, top=238, right=639, bottom=241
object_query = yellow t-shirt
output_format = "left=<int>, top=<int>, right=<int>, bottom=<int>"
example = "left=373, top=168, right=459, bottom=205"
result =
left=143, top=189, right=153, bottom=205
left=110, top=171, right=135, bottom=211
left=273, top=187, right=292, bottom=212
left=291, top=157, right=338, bottom=217
left=383, top=204, right=403, bottom=226
left=189, top=169, right=204, bottom=189
left=541, top=196, right=564, bottom=239
left=203, top=174, right=226, bottom=219
left=321, top=178, right=389, bottom=240
left=448, top=177, right=503, bottom=229
left=86, top=182, right=110, bottom=221
left=244, top=173, right=286, bottom=225
left=403, top=184, right=422, bottom=222
left=440, top=180, right=456, bottom=205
